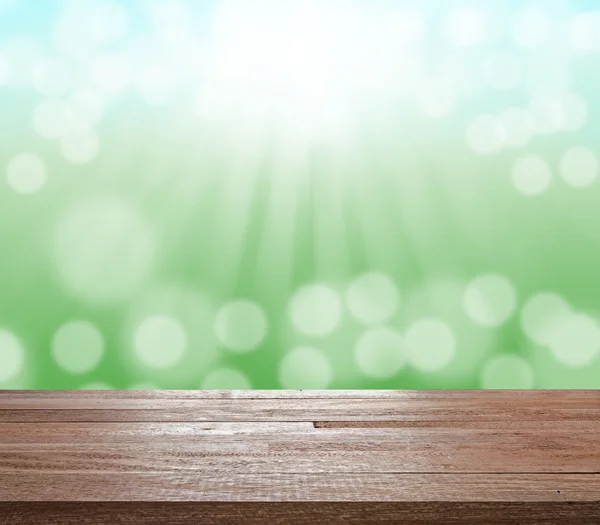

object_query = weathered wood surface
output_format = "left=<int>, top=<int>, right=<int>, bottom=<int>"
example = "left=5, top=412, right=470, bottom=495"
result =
left=2, top=502, right=600, bottom=525
left=0, top=391, right=598, bottom=524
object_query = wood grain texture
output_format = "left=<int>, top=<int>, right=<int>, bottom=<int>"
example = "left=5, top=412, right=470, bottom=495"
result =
left=2, top=472, right=599, bottom=501
left=3, top=503, right=600, bottom=525
left=1, top=397, right=598, bottom=422
left=0, top=390, right=598, bottom=524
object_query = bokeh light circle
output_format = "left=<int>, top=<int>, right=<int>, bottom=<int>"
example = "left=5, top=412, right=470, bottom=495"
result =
left=51, top=321, right=104, bottom=374
left=561, top=94, right=588, bottom=131
left=60, top=130, right=100, bottom=165
left=355, top=327, right=405, bottom=379
left=279, top=346, right=332, bottom=389
left=463, top=274, right=517, bottom=327
left=289, top=284, right=342, bottom=337
left=405, top=318, right=456, bottom=372
left=214, top=300, right=268, bottom=352
left=481, top=354, right=534, bottom=389
left=559, top=147, right=598, bottom=188
left=529, top=96, right=564, bottom=135
left=499, top=108, right=533, bottom=148
left=547, top=312, right=600, bottom=367
left=33, top=99, right=75, bottom=139
left=345, top=272, right=400, bottom=325
left=512, top=155, right=551, bottom=196
left=466, top=115, right=503, bottom=154
left=53, top=198, right=157, bottom=304
left=0, top=329, right=24, bottom=382
left=521, top=293, right=572, bottom=346
left=202, top=367, right=252, bottom=389
left=6, top=153, right=47, bottom=194
left=134, top=315, right=188, bottom=369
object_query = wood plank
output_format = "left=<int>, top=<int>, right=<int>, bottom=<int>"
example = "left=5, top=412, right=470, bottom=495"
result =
left=0, top=407, right=596, bottom=422
left=1, top=390, right=597, bottom=523
left=1, top=395, right=598, bottom=424
left=0, top=439, right=596, bottom=473
left=0, top=422, right=315, bottom=442
left=1, top=422, right=597, bottom=442
left=2, top=502, right=600, bottom=525
left=1, top=472, right=599, bottom=502
left=0, top=424, right=597, bottom=474
left=315, top=420, right=600, bottom=429
left=3, top=397, right=599, bottom=410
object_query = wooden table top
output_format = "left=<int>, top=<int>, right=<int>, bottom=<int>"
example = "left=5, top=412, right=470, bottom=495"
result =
left=0, top=390, right=599, bottom=524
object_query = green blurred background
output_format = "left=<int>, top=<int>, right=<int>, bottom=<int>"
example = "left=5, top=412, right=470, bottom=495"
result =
left=1, top=0, right=600, bottom=389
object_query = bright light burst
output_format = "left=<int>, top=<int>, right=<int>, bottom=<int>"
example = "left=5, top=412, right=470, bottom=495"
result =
left=198, top=0, right=420, bottom=136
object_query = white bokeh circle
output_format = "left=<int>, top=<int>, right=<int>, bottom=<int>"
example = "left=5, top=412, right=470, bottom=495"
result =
left=202, top=367, right=252, bottom=389
left=0, top=329, right=24, bottom=382
left=559, top=147, right=598, bottom=188
left=214, top=300, right=268, bottom=352
left=134, top=315, right=188, bottom=369
left=53, top=198, right=157, bottom=304
left=6, top=153, right=47, bottom=194
left=547, top=312, right=600, bottom=367
left=561, top=93, right=588, bottom=131
left=124, top=285, right=219, bottom=385
left=466, top=115, right=503, bottom=154
left=60, top=130, right=100, bottom=165
left=463, top=274, right=517, bottom=328
left=33, top=99, right=78, bottom=139
left=51, top=321, right=104, bottom=374
left=521, top=293, right=572, bottom=346
left=481, top=354, right=534, bottom=389
left=345, top=272, right=400, bottom=325
left=405, top=318, right=456, bottom=372
left=499, top=108, right=533, bottom=148
left=289, top=284, right=342, bottom=337
left=279, top=346, right=332, bottom=389
left=529, top=96, right=565, bottom=135
left=512, top=155, right=551, bottom=196
left=355, top=327, right=405, bottom=379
